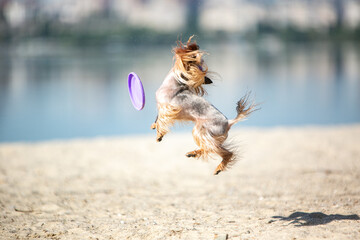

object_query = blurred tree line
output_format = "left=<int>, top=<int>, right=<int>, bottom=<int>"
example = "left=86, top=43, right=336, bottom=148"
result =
left=0, top=0, right=359, bottom=45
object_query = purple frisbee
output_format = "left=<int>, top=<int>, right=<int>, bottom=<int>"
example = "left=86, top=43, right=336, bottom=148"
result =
left=128, top=72, right=145, bottom=110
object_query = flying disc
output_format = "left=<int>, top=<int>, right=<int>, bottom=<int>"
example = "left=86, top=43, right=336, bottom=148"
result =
left=128, top=72, right=145, bottom=110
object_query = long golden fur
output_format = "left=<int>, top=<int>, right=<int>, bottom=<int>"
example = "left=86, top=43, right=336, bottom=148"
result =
left=172, top=36, right=208, bottom=96
left=151, top=104, right=181, bottom=142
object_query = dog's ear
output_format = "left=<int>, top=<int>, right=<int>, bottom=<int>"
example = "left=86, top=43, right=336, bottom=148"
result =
left=187, top=43, right=199, bottom=51
left=204, top=76, right=213, bottom=84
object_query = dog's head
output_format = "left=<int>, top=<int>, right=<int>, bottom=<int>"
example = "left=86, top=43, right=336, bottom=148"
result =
left=172, top=36, right=211, bottom=96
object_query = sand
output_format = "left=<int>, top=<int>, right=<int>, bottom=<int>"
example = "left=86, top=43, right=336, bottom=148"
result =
left=0, top=125, right=359, bottom=240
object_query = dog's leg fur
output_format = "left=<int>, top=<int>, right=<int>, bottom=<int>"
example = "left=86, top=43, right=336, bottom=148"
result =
left=150, top=115, right=158, bottom=130
left=214, top=146, right=234, bottom=175
left=186, top=149, right=204, bottom=158
left=188, top=122, right=212, bottom=159
left=153, top=104, right=181, bottom=142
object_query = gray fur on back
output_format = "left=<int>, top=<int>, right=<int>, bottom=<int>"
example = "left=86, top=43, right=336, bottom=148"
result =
left=171, top=88, right=229, bottom=136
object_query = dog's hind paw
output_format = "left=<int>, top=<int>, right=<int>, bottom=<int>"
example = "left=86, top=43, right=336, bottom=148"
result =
left=214, top=163, right=225, bottom=175
left=156, top=136, right=163, bottom=142
left=151, top=123, right=156, bottom=130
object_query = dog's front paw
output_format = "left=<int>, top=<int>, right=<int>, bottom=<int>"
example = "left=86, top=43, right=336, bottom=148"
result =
left=156, top=136, right=163, bottom=142
left=151, top=123, right=156, bottom=130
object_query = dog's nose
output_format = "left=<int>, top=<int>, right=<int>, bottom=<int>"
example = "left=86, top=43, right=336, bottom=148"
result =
left=204, top=76, right=213, bottom=85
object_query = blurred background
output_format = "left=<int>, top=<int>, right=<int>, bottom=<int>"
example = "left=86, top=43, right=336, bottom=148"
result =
left=0, top=0, right=359, bottom=142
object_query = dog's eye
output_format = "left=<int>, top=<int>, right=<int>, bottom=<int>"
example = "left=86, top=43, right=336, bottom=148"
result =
left=181, top=73, right=189, bottom=81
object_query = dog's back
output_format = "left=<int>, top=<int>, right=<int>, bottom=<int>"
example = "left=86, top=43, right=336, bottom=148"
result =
left=171, top=88, right=229, bottom=135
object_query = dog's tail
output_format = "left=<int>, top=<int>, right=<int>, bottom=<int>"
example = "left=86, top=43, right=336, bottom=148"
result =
left=228, top=92, right=258, bottom=128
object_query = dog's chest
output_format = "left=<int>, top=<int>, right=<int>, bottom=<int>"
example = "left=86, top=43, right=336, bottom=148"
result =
left=156, top=73, right=180, bottom=104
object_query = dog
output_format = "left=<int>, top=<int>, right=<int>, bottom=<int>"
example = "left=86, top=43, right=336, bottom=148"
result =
left=151, top=36, right=257, bottom=175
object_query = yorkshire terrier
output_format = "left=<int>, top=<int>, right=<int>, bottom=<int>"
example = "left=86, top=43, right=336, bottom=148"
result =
left=151, top=36, right=257, bottom=175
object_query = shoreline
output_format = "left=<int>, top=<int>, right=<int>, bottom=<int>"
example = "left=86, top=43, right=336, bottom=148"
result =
left=1, top=123, right=359, bottom=145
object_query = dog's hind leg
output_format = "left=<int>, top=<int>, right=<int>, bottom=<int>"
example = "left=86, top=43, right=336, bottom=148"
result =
left=214, top=146, right=234, bottom=175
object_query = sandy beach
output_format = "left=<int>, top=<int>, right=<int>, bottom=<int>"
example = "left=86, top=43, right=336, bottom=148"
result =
left=0, top=125, right=359, bottom=239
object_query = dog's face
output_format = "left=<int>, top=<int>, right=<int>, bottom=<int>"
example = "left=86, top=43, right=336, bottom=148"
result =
left=172, top=37, right=211, bottom=95
left=188, top=55, right=212, bottom=85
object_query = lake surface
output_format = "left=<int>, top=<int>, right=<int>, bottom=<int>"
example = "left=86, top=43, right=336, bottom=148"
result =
left=0, top=40, right=359, bottom=142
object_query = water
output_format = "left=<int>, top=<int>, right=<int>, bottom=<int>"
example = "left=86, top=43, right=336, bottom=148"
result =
left=0, top=40, right=359, bottom=142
